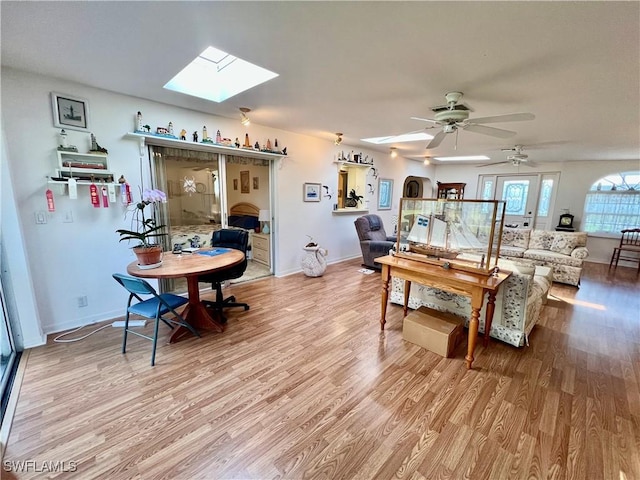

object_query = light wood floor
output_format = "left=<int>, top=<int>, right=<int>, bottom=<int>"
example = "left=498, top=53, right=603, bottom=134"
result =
left=3, top=261, right=639, bottom=479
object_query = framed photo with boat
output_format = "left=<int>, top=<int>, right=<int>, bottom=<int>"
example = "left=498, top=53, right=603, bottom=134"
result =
left=303, top=183, right=321, bottom=202
left=51, top=92, right=90, bottom=131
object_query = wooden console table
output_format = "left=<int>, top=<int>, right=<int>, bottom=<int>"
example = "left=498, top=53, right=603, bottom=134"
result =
left=376, top=255, right=511, bottom=369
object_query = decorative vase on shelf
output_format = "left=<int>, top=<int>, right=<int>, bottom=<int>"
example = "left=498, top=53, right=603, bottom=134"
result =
left=133, top=245, right=163, bottom=266
left=301, top=245, right=327, bottom=277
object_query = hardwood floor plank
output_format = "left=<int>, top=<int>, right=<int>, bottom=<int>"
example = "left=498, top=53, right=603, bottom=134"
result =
left=3, top=261, right=639, bottom=479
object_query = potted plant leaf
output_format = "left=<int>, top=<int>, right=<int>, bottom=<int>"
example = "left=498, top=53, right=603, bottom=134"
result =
left=116, top=188, right=168, bottom=266
left=345, top=189, right=363, bottom=208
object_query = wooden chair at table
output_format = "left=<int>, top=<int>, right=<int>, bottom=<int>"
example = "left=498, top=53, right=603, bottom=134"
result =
left=609, top=228, right=640, bottom=274
left=112, top=273, right=200, bottom=366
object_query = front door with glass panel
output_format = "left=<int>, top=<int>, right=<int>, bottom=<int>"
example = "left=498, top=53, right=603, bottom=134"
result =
left=496, top=175, right=539, bottom=228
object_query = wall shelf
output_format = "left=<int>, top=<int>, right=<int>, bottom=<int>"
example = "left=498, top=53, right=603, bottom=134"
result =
left=334, top=161, right=373, bottom=169
left=125, top=132, right=285, bottom=161
left=332, top=208, right=369, bottom=215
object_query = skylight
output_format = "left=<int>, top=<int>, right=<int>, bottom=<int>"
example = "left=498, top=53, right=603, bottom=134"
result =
left=433, top=155, right=490, bottom=161
left=362, top=132, right=433, bottom=145
left=163, top=46, right=279, bottom=103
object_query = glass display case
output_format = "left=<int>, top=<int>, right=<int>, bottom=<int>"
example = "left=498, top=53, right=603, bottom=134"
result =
left=395, top=198, right=506, bottom=275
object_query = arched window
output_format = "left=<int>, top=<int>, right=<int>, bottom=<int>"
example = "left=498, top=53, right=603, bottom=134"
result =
left=583, top=171, right=640, bottom=234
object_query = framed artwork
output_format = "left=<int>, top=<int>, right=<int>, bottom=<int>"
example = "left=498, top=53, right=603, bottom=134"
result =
left=303, top=183, right=321, bottom=202
left=253, top=177, right=259, bottom=190
left=51, top=92, right=89, bottom=131
left=240, top=170, right=250, bottom=193
left=233, top=179, right=238, bottom=190
left=378, top=178, right=393, bottom=210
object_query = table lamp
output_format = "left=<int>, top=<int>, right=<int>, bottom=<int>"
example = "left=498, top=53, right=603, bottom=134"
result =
left=259, top=209, right=271, bottom=234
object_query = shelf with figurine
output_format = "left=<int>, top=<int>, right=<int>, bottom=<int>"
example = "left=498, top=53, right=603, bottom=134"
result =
left=129, top=111, right=287, bottom=158
left=334, top=151, right=374, bottom=168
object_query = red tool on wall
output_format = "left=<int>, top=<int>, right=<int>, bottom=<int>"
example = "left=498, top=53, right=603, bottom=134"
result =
left=89, top=183, right=100, bottom=208
left=46, top=189, right=55, bottom=212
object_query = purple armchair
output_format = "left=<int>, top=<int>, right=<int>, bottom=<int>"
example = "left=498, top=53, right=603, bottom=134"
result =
left=354, top=214, right=396, bottom=269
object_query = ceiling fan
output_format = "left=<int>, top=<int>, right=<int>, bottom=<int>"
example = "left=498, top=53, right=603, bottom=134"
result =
left=479, top=145, right=538, bottom=167
left=411, top=92, right=535, bottom=149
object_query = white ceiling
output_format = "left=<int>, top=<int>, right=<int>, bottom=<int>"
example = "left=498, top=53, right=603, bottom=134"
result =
left=2, top=1, right=639, bottom=166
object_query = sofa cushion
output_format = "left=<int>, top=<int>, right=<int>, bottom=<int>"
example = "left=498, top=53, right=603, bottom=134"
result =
left=550, top=232, right=586, bottom=255
left=500, top=246, right=526, bottom=258
left=497, top=258, right=535, bottom=278
left=523, top=249, right=584, bottom=267
left=529, top=230, right=555, bottom=250
left=501, top=227, right=531, bottom=248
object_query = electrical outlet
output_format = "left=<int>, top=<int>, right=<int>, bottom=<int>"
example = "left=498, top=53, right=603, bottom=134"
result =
left=35, top=211, right=47, bottom=224
left=77, top=296, right=88, bottom=308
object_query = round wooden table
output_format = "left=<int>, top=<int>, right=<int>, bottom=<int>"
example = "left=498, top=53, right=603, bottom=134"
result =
left=127, top=248, right=244, bottom=343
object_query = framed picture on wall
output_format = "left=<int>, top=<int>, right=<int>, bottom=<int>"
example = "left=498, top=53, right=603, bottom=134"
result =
left=233, top=179, right=238, bottom=190
left=51, top=92, right=89, bottom=131
left=253, top=177, right=259, bottom=190
left=303, top=183, right=321, bottom=202
left=378, top=178, right=393, bottom=210
left=240, top=170, right=250, bottom=193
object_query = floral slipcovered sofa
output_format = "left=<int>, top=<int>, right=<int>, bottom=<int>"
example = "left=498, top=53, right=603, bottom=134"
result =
left=499, top=228, right=589, bottom=286
left=390, top=258, right=553, bottom=347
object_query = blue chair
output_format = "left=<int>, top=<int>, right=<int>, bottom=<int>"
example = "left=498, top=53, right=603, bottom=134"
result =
left=112, top=273, right=200, bottom=366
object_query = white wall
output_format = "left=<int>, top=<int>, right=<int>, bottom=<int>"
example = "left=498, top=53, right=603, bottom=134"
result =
left=1, top=67, right=432, bottom=340
left=434, top=159, right=640, bottom=263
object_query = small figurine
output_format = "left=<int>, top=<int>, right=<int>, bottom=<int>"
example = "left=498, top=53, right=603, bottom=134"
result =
left=203, top=126, right=208, bottom=140
left=59, top=129, right=68, bottom=148
left=216, top=129, right=222, bottom=143
left=254, top=141, right=260, bottom=150
left=168, top=122, right=174, bottom=135
left=180, top=129, right=187, bottom=140
left=156, top=127, right=169, bottom=135
left=57, top=129, right=78, bottom=152
left=274, top=138, right=279, bottom=149
left=143, top=124, right=151, bottom=132
left=193, top=131, right=198, bottom=142
left=244, top=133, right=251, bottom=148
left=282, top=147, right=287, bottom=155
left=89, top=133, right=108, bottom=154
left=266, top=139, right=272, bottom=151
left=235, top=137, right=240, bottom=148
left=118, top=175, right=127, bottom=184
left=136, top=111, right=143, bottom=131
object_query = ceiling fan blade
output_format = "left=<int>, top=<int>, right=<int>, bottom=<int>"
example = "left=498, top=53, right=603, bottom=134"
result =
left=426, top=130, right=447, bottom=149
left=477, top=160, right=509, bottom=167
left=469, top=113, right=535, bottom=124
left=411, top=116, right=439, bottom=124
left=464, top=123, right=516, bottom=138
left=522, top=160, right=539, bottom=167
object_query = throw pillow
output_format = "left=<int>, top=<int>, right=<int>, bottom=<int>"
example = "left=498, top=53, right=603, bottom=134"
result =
left=530, top=230, right=554, bottom=250
left=550, top=235, right=579, bottom=255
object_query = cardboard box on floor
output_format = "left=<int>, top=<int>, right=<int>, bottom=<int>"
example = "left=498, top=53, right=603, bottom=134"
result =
left=403, top=306, right=465, bottom=357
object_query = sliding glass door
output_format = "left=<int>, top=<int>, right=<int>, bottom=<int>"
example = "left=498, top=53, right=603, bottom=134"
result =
left=151, top=147, right=222, bottom=294
left=1, top=272, right=19, bottom=424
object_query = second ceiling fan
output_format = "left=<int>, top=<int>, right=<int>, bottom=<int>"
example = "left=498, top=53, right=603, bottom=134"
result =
left=411, top=92, right=535, bottom=149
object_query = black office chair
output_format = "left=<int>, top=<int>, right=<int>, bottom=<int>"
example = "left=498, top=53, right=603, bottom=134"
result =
left=199, top=229, right=250, bottom=322
left=112, top=273, right=200, bottom=366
